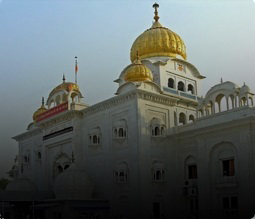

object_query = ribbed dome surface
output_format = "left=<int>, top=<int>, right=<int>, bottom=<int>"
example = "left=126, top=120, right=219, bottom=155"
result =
left=130, top=21, right=186, bottom=62
left=124, top=58, right=153, bottom=82
left=49, top=82, right=79, bottom=98
left=33, top=104, right=47, bottom=121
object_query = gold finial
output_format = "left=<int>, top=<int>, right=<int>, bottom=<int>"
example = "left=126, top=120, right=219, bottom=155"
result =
left=133, top=50, right=142, bottom=64
left=136, top=50, right=140, bottom=60
left=71, top=151, right=75, bottom=163
left=63, top=74, right=66, bottom=83
left=153, top=2, right=160, bottom=22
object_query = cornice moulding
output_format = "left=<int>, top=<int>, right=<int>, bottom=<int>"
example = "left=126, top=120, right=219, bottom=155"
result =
left=12, top=128, right=42, bottom=141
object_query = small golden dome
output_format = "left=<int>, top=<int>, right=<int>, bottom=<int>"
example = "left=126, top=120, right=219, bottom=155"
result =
left=49, top=82, right=80, bottom=98
left=33, top=97, right=47, bottom=121
left=130, top=3, right=187, bottom=62
left=124, top=53, right=153, bottom=82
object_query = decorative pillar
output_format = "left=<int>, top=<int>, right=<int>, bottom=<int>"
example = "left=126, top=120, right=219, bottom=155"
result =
left=226, top=97, right=229, bottom=110
left=211, top=102, right=215, bottom=114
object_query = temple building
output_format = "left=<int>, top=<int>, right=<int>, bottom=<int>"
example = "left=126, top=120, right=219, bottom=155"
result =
left=2, top=3, right=255, bottom=219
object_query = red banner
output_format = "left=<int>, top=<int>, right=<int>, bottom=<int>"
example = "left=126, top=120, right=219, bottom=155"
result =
left=36, top=102, right=68, bottom=122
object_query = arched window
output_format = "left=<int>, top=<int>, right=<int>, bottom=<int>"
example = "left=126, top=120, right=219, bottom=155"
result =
left=23, top=150, right=31, bottom=163
left=154, top=170, right=165, bottom=181
left=115, top=162, right=128, bottom=183
left=179, top=113, right=186, bottom=125
left=92, top=135, right=99, bottom=144
left=215, top=94, right=227, bottom=112
left=55, top=95, right=61, bottom=105
left=115, top=171, right=128, bottom=182
left=89, top=127, right=101, bottom=145
left=53, top=152, right=71, bottom=178
left=161, top=127, right=165, bottom=136
left=178, top=81, right=185, bottom=91
left=118, top=128, right=124, bottom=137
left=152, top=161, right=165, bottom=182
left=89, top=134, right=100, bottom=144
left=154, top=126, right=160, bottom=136
left=152, top=125, right=165, bottom=137
left=210, top=144, right=237, bottom=185
left=217, top=148, right=236, bottom=177
left=119, top=171, right=126, bottom=182
left=222, top=159, right=235, bottom=176
left=187, top=84, right=194, bottom=94
left=168, top=78, right=174, bottom=88
left=151, top=118, right=165, bottom=137
left=184, top=156, right=197, bottom=180
left=113, top=127, right=127, bottom=138
left=189, top=115, right=195, bottom=123
left=113, top=120, right=128, bottom=138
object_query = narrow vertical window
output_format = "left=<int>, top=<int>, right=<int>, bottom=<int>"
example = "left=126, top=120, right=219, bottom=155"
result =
left=188, top=165, right=197, bottom=179
left=118, top=128, right=124, bottom=137
left=222, top=159, right=235, bottom=176
left=154, top=126, right=160, bottom=136
left=188, top=84, right=194, bottom=94
left=178, top=81, right=184, bottom=91
left=168, top=78, right=174, bottom=88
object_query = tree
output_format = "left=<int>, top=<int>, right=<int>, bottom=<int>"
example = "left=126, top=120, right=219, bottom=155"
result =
left=0, top=178, right=10, bottom=190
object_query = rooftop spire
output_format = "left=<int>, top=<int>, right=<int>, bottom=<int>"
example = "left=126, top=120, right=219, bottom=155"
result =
left=133, top=50, right=142, bottom=65
left=42, top=97, right=44, bottom=105
left=136, top=50, right=140, bottom=60
left=63, top=74, right=66, bottom=83
left=153, top=2, right=160, bottom=22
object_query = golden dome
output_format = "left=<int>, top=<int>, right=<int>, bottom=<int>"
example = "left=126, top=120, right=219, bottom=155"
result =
left=130, top=3, right=187, bottom=62
left=49, top=82, right=80, bottom=97
left=33, top=98, right=47, bottom=121
left=124, top=53, right=153, bottom=82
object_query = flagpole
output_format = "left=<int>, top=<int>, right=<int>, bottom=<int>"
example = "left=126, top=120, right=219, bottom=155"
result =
left=75, top=56, right=78, bottom=84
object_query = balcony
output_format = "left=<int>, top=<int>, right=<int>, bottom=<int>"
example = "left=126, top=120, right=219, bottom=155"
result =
left=216, top=176, right=238, bottom=188
left=183, top=186, right=198, bottom=197
left=163, top=86, right=197, bottom=101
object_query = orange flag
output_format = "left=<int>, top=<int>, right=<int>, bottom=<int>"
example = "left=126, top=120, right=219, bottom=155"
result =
left=75, top=61, right=78, bottom=73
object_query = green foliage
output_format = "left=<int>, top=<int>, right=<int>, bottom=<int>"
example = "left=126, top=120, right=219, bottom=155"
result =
left=0, top=178, right=10, bottom=190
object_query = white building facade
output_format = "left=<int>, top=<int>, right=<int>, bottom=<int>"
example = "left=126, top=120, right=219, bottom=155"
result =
left=7, top=3, right=255, bottom=219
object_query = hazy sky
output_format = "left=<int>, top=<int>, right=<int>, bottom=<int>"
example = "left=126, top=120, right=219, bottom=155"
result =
left=0, top=0, right=255, bottom=178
